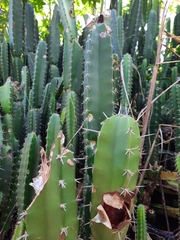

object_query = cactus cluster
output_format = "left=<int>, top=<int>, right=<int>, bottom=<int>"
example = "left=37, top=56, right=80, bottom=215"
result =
left=0, top=0, right=180, bottom=239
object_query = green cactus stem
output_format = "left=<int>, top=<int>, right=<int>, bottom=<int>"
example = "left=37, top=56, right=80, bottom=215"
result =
left=48, top=4, right=60, bottom=65
left=25, top=3, right=36, bottom=53
left=143, top=10, right=157, bottom=63
left=136, top=204, right=147, bottom=240
left=82, top=23, right=114, bottom=238
left=46, top=113, right=61, bottom=158
left=24, top=132, right=78, bottom=240
left=32, top=40, right=47, bottom=108
left=0, top=41, right=9, bottom=84
left=120, top=53, right=133, bottom=114
left=58, top=0, right=77, bottom=40
left=0, top=78, right=14, bottom=114
left=9, top=0, right=23, bottom=57
left=17, top=132, right=40, bottom=219
left=91, top=114, right=141, bottom=240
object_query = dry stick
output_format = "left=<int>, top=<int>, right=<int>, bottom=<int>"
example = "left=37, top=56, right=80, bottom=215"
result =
left=159, top=177, right=170, bottom=231
left=138, top=1, right=169, bottom=190
left=140, top=1, right=168, bottom=154
left=136, top=127, right=159, bottom=198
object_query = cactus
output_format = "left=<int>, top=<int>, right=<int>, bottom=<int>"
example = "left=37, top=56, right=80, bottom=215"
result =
left=125, top=0, right=143, bottom=55
left=48, top=4, right=60, bottom=65
left=58, top=0, right=77, bottom=40
left=143, top=10, right=157, bottom=63
left=17, top=132, right=40, bottom=219
left=91, top=114, right=141, bottom=240
left=171, top=85, right=180, bottom=152
left=63, top=90, right=79, bottom=150
left=24, top=132, right=78, bottom=239
left=0, top=78, right=14, bottom=114
left=136, top=204, right=147, bottom=240
left=1, top=0, right=180, bottom=239
left=21, top=66, right=30, bottom=116
left=25, top=3, right=36, bottom=53
left=120, top=53, right=133, bottom=114
left=0, top=41, right=9, bottom=84
left=32, top=40, right=47, bottom=108
left=9, top=0, right=23, bottom=57
left=82, top=23, right=114, bottom=238
left=46, top=113, right=61, bottom=158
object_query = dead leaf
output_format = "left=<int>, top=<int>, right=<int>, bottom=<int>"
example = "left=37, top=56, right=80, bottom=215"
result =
left=164, top=30, right=180, bottom=44
left=92, top=192, right=132, bottom=231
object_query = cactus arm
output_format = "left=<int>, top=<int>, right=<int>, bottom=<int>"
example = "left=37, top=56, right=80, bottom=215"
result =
left=136, top=204, right=147, bottom=240
left=120, top=53, right=133, bottom=114
left=25, top=133, right=78, bottom=240
left=64, top=90, right=78, bottom=149
left=0, top=79, right=14, bottom=114
left=25, top=3, right=35, bottom=53
left=12, top=221, right=25, bottom=240
left=131, top=0, right=142, bottom=60
left=126, top=0, right=142, bottom=54
left=9, top=0, right=23, bottom=57
left=112, top=54, right=120, bottom=113
left=17, top=133, right=40, bottom=218
left=13, top=57, right=22, bottom=83
left=173, top=12, right=180, bottom=48
left=12, top=102, right=24, bottom=143
left=32, top=41, right=47, bottom=108
left=48, top=4, right=60, bottom=65
left=71, top=40, right=83, bottom=94
left=0, top=146, right=13, bottom=199
left=46, top=113, right=61, bottom=158
left=117, top=16, right=124, bottom=61
left=28, top=52, right=35, bottom=80
left=171, top=85, right=180, bottom=152
left=110, top=10, right=121, bottom=59
left=58, top=0, right=77, bottom=39
left=62, top=34, right=73, bottom=90
left=140, top=59, right=147, bottom=88
left=118, top=0, right=122, bottom=16
left=91, top=115, right=140, bottom=240
left=27, top=109, right=41, bottom=136
left=0, top=41, right=9, bottom=84
left=82, top=23, right=114, bottom=237
left=21, top=66, right=30, bottom=116
left=83, top=23, right=113, bottom=138
left=49, top=65, right=60, bottom=80
left=143, top=10, right=157, bottom=63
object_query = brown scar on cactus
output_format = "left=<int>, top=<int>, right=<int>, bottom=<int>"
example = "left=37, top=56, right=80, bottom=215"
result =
left=29, top=148, right=50, bottom=195
left=91, top=191, right=135, bottom=231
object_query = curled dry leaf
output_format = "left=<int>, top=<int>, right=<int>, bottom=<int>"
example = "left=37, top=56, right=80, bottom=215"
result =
left=29, top=148, right=50, bottom=195
left=92, top=191, right=134, bottom=231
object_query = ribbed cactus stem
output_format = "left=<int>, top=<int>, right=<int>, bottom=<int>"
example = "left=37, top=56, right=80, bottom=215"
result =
left=136, top=204, right=147, bottom=240
left=91, top=114, right=141, bottom=240
left=24, top=132, right=78, bottom=239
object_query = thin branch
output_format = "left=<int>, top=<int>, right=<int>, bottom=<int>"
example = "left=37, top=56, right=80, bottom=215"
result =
left=140, top=0, right=170, bottom=155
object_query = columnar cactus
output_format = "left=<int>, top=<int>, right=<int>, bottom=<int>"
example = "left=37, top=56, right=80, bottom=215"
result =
left=24, top=132, right=78, bottom=240
left=91, top=114, right=141, bottom=240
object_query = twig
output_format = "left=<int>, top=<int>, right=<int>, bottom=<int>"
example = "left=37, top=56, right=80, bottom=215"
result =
left=159, top=177, right=170, bottom=231
left=140, top=0, right=169, bottom=154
